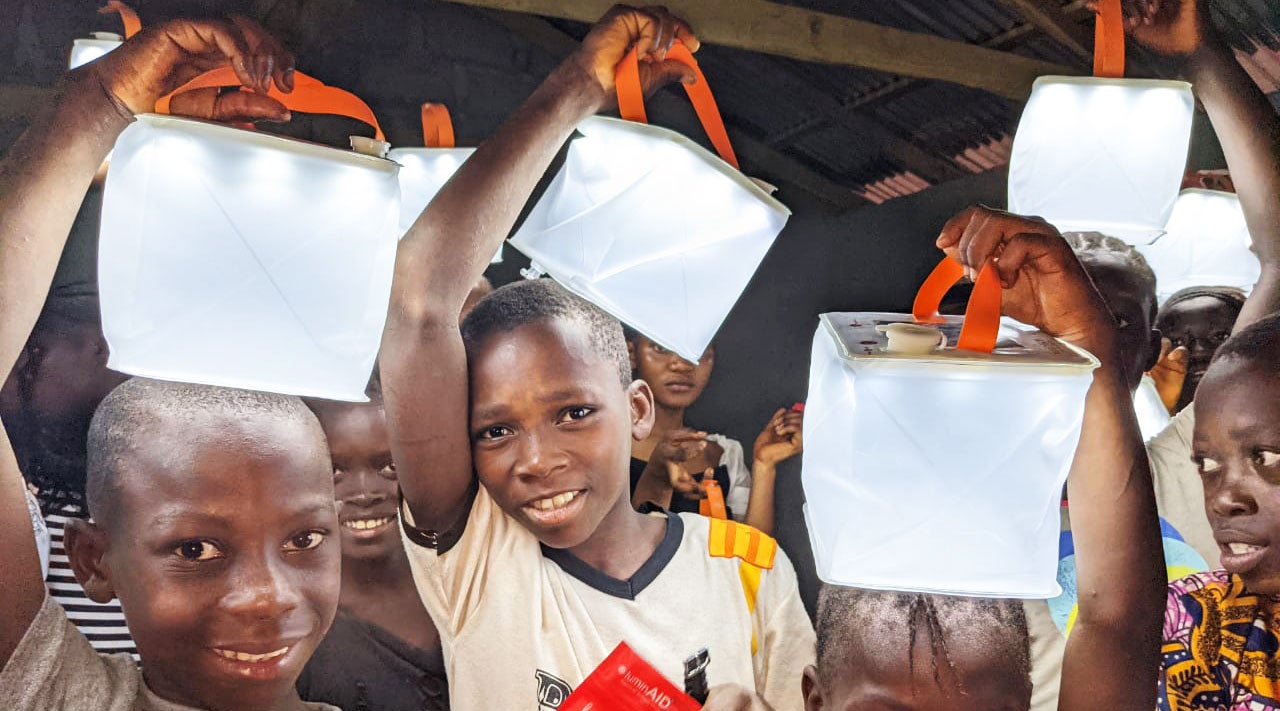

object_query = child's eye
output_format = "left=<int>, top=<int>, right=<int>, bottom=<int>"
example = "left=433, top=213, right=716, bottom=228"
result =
left=379, top=462, right=397, bottom=479
left=1253, top=450, right=1280, bottom=468
left=333, top=467, right=345, bottom=480
left=560, top=406, right=595, bottom=423
left=1196, top=456, right=1223, bottom=475
left=652, top=344, right=670, bottom=355
left=174, top=540, right=223, bottom=562
left=1212, top=331, right=1231, bottom=344
left=1170, top=336, right=1187, bottom=348
left=283, top=531, right=327, bottom=552
left=476, top=425, right=512, bottom=441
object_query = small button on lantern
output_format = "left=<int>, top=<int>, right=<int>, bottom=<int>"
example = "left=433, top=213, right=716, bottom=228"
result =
left=1007, top=0, right=1194, bottom=245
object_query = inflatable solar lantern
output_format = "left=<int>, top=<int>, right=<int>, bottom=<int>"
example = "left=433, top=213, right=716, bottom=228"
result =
left=1007, top=0, right=1194, bottom=245
left=388, top=104, right=501, bottom=262
left=98, top=69, right=400, bottom=401
left=1138, top=189, right=1260, bottom=304
left=68, top=1, right=137, bottom=69
left=802, top=260, right=1098, bottom=597
left=508, top=43, right=790, bottom=363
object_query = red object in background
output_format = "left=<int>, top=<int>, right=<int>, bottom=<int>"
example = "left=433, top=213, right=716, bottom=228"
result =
left=791, top=402, right=805, bottom=413
left=561, top=643, right=702, bottom=711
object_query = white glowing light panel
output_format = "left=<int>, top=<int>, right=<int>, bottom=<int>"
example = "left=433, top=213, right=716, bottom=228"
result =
left=509, top=116, right=790, bottom=362
left=802, top=314, right=1098, bottom=598
left=69, top=34, right=122, bottom=69
left=100, top=114, right=401, bottom=401
left=387, top=146, right=501, bottom=262
left=1009, top=76, right=1194, bottom=245
left=1138, top=189, right=1260, bottom=304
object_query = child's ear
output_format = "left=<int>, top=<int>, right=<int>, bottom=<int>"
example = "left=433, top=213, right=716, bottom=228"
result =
left=802, top=665, right=824, bottom=710
left=64, top=518, right=116, bottom=604
left=628, top=379, right=655, bottom=442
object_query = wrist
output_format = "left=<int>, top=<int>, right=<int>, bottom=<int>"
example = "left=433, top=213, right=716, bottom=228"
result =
left=546, top=52, right=611, bottom=117
left=55, top=69, right=134, bottom=144
left=752, top=457, right=779, bottom=473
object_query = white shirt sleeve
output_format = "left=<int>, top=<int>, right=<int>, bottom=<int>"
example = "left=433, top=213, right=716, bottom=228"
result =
left=708, top=435, right=753, bottom=523
left=752, top=547, right=816, bottom=710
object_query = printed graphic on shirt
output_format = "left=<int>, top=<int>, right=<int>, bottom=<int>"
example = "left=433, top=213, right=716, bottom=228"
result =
left=536, top=669, right=573, bottom=710
left=1048, top=516, right=1207, bottom=637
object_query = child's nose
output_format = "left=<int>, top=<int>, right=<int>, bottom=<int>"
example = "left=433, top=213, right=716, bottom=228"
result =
left=222, top=558, right=303, bottom=619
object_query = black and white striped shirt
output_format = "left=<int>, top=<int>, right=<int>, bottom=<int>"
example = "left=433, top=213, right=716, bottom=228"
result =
left=42, top=502, right=138, bottom=660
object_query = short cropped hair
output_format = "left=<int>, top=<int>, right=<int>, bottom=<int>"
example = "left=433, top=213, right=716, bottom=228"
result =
left=815, top=585, right=1031, bottom=699
left=86, top=378, right=326, bottom=525
left=460, top=279, right=631, bottom=388
left=1159, top=285, right=1248, bottom=315
left=1211, top=311, right=1280, bottom=370
left=1064, top=231, right=1158, bottom=319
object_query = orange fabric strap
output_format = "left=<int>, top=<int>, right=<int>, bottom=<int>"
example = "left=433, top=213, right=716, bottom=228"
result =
left=699, top=479, right=728, bottom=520
left=615, top=41, right=739, bottom=169
left=911, top=257, right=1001, bottom=353
left=100, top=1, right=140, bottom=39
left=1094, top=0, right=1125, bottom=78
left=421, top=102, right=455, bottom=148
left=154, top=68, right=385, bottom=141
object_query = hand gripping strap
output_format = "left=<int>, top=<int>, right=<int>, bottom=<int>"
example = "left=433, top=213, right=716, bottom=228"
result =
left=911, top=257, right=1001, bottom=353
left=615, top=41, right=738, bottom=169
left=155, top=67, right=384, bottom=141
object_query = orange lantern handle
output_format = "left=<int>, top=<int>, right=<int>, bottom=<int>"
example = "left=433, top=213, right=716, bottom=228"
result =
left=100, top=1, right=141, bottom=39
left=614, top=41, right=738, bottom=169
left=154, top=67, right=384, bottom=141
left=911, top=257, right=1002, bottom=353
left=1094, top=0, right=1125, bottom=78
left=421, top=102, right=456, bottom=148
left=699, top=476, right=728, bottom=520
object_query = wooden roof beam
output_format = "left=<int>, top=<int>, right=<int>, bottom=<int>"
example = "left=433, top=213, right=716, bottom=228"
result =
left=992, top=0, right=1094, bottom=62
left=437, top=0, right=1079, bottom=100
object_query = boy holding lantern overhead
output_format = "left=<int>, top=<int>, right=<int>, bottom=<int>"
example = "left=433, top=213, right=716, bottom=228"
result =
left=380, top=4, right=813, bottom=709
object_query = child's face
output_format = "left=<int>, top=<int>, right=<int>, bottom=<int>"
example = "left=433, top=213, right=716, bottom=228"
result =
left=802, top=637, right=1028, bottom=711
left=315, top=403, right=401, bottom=562
left=630, top=335, right=714, bottom=410
left=1078, top=254, right=1160, bottom=392
left=469, top=318, right=652, bottom=549
left=23, top=319, right=127, bottom=427
left=1193, top=358, right=1280, bottom=593
left=1156, top=296, right=1237, bottom=402
left=85, top=414, right=340, bottom=710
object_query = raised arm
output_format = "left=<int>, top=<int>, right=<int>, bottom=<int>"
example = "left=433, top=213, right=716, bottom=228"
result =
left=384, top=4, right=698, bottom=532
left=0, top=18, right=293, bottom=668
left=938, top=207, right=1165, bottom=711
left=1120, top=0, right=1280, bottom=331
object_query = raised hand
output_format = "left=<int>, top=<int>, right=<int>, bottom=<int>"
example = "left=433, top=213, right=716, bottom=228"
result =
left=651, top=426, right=709, bottom=467
left=1148, top=337, right=1190, bottom=413
left=1088, top=0, right=1213, bottom=57
left=753, top=408, right=803, bottom=466
left=665, top=464, right=711, bottom=502
left=89, top=15, right=293, bottom=121
left=936, top=206, right=1117, bottom=356
left=570, top=4, right=699, bottom=106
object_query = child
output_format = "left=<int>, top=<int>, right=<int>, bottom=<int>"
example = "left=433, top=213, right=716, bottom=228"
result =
left=297, top=383, right=448, bottom=711
left=1154, top=286, right=1247, bottom=412
left=0, top=17, right=351, bottom=711
left=627, top=331, right=803, bottom=534
left=380, top=6, right=814, bottom=709
left=804, top=205, right=1166, bottom=711
left=1159, top=313, right=1280, bottom=709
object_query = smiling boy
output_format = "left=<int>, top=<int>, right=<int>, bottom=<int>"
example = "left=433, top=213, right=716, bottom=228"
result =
left=380, top=5, right=814, bottom=710
left=0, top=16, right=350, bottom=711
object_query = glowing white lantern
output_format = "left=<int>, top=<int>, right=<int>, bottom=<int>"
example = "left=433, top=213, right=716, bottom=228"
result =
left=69, top=33, right=122, bottom=69
left=509, top=44, right=790, bottom=362
left=802, top=261, right=1098, bottom=597
left=99, top=73, right=399, bottom=401
left=1137, top=189, right=1260, bottom=304
left=1008, top=76, right=1194, bottom=245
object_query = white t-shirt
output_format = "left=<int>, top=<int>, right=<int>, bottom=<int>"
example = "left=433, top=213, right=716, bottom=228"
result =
left=0, top=594, right=337, bottom=711
left=1026, top=405, right=1215, bottom=711
left=401, top=487, right=815, bottom=710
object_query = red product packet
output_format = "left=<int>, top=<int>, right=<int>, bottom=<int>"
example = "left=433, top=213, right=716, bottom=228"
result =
left=561, top=642, right=703, bottom=711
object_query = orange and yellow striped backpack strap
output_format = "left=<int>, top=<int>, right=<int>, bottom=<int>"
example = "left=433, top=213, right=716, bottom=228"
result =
left=707, top=518, right=777, bottom=655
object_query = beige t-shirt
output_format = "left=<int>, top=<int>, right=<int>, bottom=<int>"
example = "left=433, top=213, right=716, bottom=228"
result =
left=402, top=487, right=815, bottom=710
left=0, top=594, right=338, bottom=711
left=1026, top=405, right=1216, bottom=711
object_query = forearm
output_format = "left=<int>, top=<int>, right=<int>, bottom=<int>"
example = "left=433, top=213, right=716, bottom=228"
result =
left=1185, top=39, right=1280, bottom=329
left=631, top=460, right=673, bottom=510
left=0, top=71, right=130, bottom=375
left=1060, top=355, right=1164, bottom=711
left=392, top=61, right=605, bottom=324
left=743, top=461, right=777, bottom=535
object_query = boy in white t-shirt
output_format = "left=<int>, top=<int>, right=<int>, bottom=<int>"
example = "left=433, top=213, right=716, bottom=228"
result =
left=380, top=6, right=815, bottom=710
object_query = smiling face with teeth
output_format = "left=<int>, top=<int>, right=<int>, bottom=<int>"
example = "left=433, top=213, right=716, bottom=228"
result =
left=1194, top=356, right=1280, bottom=592
left=64, top=387, right=340, bottom=711
left=310, top=399, right=402, bottom=561
left=469, top=317, right=658, bottom=553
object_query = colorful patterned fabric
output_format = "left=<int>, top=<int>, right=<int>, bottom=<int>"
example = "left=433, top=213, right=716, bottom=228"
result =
left=1159, top=570, right=1280, bottom=710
